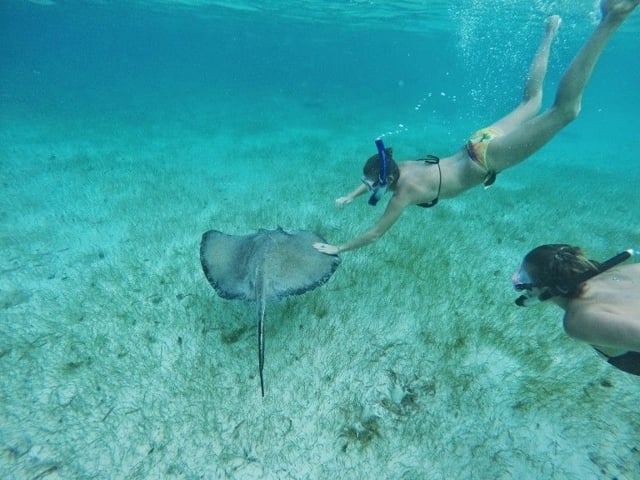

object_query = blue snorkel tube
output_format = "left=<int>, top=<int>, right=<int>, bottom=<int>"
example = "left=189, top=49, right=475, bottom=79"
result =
left=368, top=138, right=389, bottom=206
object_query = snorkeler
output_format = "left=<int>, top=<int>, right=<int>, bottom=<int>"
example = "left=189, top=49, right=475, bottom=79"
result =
left=512, top=244, right=640, bottom=376
left=314, top=0, right=640, bottom=255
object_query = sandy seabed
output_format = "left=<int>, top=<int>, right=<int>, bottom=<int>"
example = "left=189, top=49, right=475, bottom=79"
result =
left=1, top=91, right=639, bottom=479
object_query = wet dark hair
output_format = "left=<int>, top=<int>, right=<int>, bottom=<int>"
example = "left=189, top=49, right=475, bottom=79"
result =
left=362, top=147, right=400, bottom=188
left=523, top=244, right=601, bottom=298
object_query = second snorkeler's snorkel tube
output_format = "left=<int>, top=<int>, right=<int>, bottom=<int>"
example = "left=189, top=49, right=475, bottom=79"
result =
left=368, top=138, right=389, bottom=206
left=516, top=248, right=637, bottom=307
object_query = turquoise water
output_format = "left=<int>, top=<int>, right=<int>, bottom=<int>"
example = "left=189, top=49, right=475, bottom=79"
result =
left=1, top=1, right=639, bottom=479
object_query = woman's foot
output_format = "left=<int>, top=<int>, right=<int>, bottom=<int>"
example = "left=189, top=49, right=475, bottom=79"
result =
left=601, top=0, right=640, bottom=20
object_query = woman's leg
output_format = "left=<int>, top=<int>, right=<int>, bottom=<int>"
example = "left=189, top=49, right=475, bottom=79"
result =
left=491, top=15, right=561, bottom=132
left=487, top=0, right=639, bottom=172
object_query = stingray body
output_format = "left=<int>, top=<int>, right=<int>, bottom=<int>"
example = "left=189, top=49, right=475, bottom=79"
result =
left=200, top=227, right=341, bottom=396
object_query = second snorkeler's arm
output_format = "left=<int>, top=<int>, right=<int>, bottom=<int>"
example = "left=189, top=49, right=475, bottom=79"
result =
left=314, top=195, right=406, bottom=254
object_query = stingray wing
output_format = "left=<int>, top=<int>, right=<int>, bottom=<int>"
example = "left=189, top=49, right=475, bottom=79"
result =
left=200, top=229, right=264, bottom=300
left=260, top=228, right=341, bottom=298
left=200, top=227, right=340, bottom=301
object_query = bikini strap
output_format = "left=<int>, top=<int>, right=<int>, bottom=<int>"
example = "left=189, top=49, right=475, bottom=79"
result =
left=416, top=155, right=441, bottom=208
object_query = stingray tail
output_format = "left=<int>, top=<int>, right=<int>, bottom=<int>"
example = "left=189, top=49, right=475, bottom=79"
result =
left=256, top=267, right=266, bottom=397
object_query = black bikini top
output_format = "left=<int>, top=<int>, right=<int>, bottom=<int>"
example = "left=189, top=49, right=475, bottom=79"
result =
left=416, top=155, right=441, bottom=209
left=593, top=348, right=640, bottom=376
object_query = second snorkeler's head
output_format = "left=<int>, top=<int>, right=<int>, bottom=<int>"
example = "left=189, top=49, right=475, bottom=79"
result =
left=512, top=244, right=601, bottom=306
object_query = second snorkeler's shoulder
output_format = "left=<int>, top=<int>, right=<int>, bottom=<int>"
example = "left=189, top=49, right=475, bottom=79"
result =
left=581, top=263, right=640, bottom=298
left=562, top=264, right=640, bottom=341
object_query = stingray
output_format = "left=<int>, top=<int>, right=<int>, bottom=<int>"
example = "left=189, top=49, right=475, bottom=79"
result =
left=200, top=227, right=341, bottom=396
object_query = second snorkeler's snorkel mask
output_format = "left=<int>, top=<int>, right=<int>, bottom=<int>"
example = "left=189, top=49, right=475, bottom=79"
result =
left=364, top=138, right=389, bottom=206
left=513, top=248, right=637, bottom=307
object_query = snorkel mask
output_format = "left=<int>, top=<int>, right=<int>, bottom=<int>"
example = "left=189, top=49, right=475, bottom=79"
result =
left=363, top=138, right=389, bottom=206
left=513, top=248, right=636, bottom=307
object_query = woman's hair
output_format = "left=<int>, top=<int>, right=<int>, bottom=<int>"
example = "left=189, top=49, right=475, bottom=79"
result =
left=523, top=244, right=601, bottom=297
left=363, top=147, right=400, bottom=187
